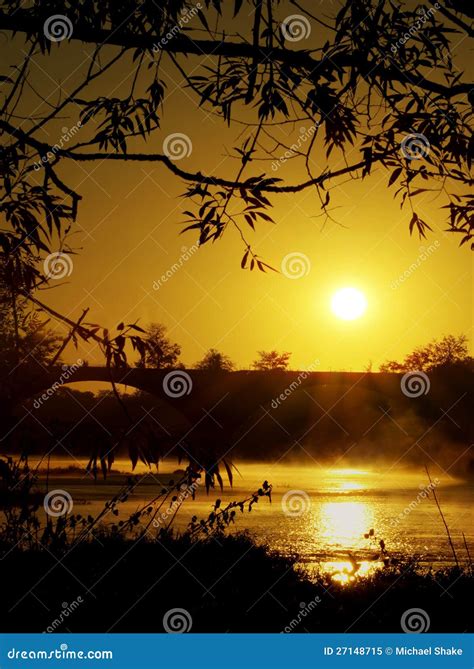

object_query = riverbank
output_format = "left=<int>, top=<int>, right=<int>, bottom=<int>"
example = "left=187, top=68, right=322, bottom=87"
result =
left=10, top=459, right=473, bottom=573
left=2, top=531, right=472, bottom=633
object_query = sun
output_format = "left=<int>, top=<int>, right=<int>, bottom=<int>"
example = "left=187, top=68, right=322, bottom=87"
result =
left=331, top=287, right=367, bottom=321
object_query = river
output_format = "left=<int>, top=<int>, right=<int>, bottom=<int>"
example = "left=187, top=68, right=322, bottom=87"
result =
left=32, top=458, right=473, bottom=582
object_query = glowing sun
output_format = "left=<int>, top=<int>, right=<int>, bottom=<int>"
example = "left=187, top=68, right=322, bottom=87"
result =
left=331, top=287, right=367, bottom=321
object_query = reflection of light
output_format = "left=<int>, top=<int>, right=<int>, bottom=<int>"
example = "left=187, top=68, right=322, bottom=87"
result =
left=320, top=501, right=372, bottom=542
left=327, top=469, right=369, bottom=494
left=323, top=560, right=383, bottom=585
left=338, top=481, right=363, bottom=491
left=330, top=468, right=368, bottom=476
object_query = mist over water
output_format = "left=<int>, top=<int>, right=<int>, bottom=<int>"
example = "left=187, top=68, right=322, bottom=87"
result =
left=35, top=458, right=474, bottom=579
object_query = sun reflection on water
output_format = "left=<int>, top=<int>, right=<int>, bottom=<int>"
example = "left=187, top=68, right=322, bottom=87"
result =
left=323, top=559, right=383, bottom=584
left=317, top=499, right=383, bottom=583
left=320, top=501, right=372, bottom=543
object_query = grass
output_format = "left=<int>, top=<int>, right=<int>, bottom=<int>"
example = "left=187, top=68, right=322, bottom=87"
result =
left=0, top=454, right=472, bottom=633
left=1, top=531, right=472, bottom=633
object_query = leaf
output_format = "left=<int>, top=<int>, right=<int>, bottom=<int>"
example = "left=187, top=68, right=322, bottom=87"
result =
left=388, top=167, right=403, bottom=187
left=233, top=0, right=244, bottom=17
left=197, top=8, right=210, bottom=31
left=222, top=459, right=233, bottom=487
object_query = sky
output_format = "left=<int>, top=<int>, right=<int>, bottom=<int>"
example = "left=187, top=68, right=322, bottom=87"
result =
left=4, top=1, right=473, bottom=373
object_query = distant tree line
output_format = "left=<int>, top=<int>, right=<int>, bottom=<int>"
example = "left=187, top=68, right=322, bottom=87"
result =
left=380, top=334, right=473, bottom=372
left=136, top=322, right=292, bottom=371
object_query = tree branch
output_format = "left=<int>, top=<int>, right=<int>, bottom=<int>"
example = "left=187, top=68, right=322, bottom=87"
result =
left=0, top=10, right=471, bottom=98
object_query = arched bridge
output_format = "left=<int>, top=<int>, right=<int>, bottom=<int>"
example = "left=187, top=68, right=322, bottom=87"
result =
left=23, top=365, right=407, bottom=431
left=3, top=364, right=471, bottom=470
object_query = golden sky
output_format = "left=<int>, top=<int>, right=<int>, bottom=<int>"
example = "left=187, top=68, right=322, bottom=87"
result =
left=5, top=2, right=473, bottom=372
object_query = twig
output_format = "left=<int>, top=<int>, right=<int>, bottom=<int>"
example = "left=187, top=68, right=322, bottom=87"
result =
left=462, top=532, right=472, bottom=572
left=425, top=465, right=459, bottom=569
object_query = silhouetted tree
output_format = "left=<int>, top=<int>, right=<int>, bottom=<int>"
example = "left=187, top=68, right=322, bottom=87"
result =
left=0, top=267, right=63, bottom=369
left=196, top=348, right=235, bottom=372
left=380, top=334, right=472, bottom=372
left=0, top=0, right=472, bottom=354
left=136, top=323, right=181, bottom=369
left=252, top=350, right=291, bottom=371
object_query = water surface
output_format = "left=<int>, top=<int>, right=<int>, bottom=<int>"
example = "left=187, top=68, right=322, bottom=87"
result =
left=32, top=459, right=473, bottom=581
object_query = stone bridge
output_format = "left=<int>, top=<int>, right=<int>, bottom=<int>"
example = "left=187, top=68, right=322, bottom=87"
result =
left=25, top=365, right=405, bottom=433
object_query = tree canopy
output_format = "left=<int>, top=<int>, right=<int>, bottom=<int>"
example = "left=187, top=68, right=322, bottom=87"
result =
left=0, top=0, right=472, bottom=357
left=252, top=350, right=291, bottom=371
left=0, top=263, right=63, bottom=369
left=196, top=348, right=235, bottom=372
left=380, top=334, right=472, bottom=371
left=136, top=322, right=182, bottom=368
